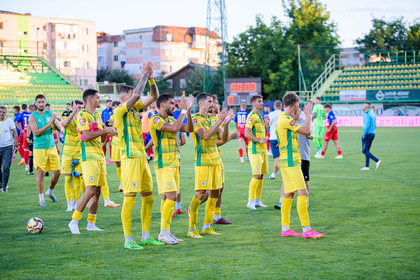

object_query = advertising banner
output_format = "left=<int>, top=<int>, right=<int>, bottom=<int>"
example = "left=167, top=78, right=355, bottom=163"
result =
left=335, top=116, right=420, bottom=127
left=339, top=90, right=366, bottom=101
left=366, top=89, right=420, bottom=102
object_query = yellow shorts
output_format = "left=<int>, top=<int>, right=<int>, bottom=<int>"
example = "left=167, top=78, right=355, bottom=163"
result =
left=81, top=159, right=107, bottom=187
left=280, top=166, right=306, bottom=194
left=33, top=146, right=60, bottom=172
left=195, top=163, right=223, bottom=191
left=221, top=161, right=225, bottom=183
left=111, top=145, right=121, bottom=162
left=61, top=155, right=82, bottom=174
left=121, top=157, right=153, bottom=194
left=249, top=153, right=269, bottom=175
left=155, top=166, right=180, bottom=195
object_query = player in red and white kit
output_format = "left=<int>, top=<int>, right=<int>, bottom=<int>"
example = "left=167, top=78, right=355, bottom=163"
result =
left=234, top=103, right=249, bottom=163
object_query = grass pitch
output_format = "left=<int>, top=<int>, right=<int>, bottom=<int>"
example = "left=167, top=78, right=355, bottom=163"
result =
left=1, top=127, right=419, bottom=279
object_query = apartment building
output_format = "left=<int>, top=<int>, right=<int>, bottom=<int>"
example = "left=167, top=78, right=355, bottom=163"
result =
left=0, top=11, right=97, bottom=89
left=97, top=32, right=124, bottom=71
left=123, top=25, right=221, bottom=80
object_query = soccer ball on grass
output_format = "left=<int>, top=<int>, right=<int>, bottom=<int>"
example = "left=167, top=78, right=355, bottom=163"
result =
left=27, top=217, right=44, bottom=234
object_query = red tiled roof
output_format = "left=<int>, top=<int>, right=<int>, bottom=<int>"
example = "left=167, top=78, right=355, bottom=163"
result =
left=97, top=33, right=122, bottom=43
left=152, top=26, right=220, bottom=42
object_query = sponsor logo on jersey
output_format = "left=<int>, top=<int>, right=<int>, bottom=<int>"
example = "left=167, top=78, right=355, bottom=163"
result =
left=193, top=119, right=198, bottom=127
left=167, top=182, right=172, bottom=189
left=290, top=121, right=298, bottom=127
left=79, top=118, right=86, bottom=126
left=247, top=118, right=252, bottom=124
left=201, top=181, right=206, bottom=187
left=132, top=182, right=138, bottom=188
left=89, top=176, right=94, bottom=182
left=153, top=117, right=161, bottom=124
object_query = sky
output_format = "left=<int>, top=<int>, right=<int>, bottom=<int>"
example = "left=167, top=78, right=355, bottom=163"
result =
left=2, top=0, right=419, bottom=47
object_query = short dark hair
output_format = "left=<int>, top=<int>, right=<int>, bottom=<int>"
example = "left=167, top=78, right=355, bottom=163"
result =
left=29, top=104, right=36, bottom=111
left=72, top=100, right=84, bottom=106
left=118, top=85, right=134, bottom=95
left=212, top=94, right=219, bottom=103
left=264, top=105, right=270, bottom=108
left=250, top=95, right=263, bottom=104
left=324, top=103, right=332, bottom=109
left=13, top=105, right=20, bottom=112
left=35, top=94, right=46, bottom=101
left=106, top=100, right=112, bottom=103
left=282, top=92, right=299, bottom=107
left=196, top=92, right=213, bottom=105
left=316, top=97, right=321, bottom=101
left=156, top=93, right=174, bottom=109
left=21, top=104, right=28, bottom=110
left=365, top=102, right=371, bottom=109
left=175, top=104, right=180, bottom=109
left=83, top=89, right=98, bottom=103
left=0, top=106, right=7, bottom=111
left=112, top=101, right=121, bottom=107
left=66, top=103, right=71, bottom=106
left=46, top=103, right=51, bottom=107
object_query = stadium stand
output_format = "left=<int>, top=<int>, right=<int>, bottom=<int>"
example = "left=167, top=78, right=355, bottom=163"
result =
left=324, top=63, right=420, bottom=101
left=0, top=55, right=82, bottom=117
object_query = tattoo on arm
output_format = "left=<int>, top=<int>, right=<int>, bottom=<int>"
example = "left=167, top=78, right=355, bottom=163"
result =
left=133, top=74, right=149, bottom=96
left=150, top=84, right=157, bottom=98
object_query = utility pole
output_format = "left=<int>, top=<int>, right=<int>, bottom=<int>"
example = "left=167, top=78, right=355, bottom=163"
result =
left=204, top=0, right=228, bottom=103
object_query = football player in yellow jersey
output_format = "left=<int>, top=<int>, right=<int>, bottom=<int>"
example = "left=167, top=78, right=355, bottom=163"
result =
left=149, top=93, right=194, bottom=245
left=187, top=92, right=232, bottom=238
left=114, top=60, right=165, bottom=250
left=62, top=100, right=84, bottom=212
left=244, top=95, right=269, bottom=210
left=110, top=101, right=123, bottom=192
left=276, top=92, right=324, bottom=239
left=68, top=89, right=117, bottom=235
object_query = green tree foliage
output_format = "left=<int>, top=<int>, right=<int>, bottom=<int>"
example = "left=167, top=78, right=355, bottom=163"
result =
left=224, top=0, right=340, bottom=99
left=185, top=66, right=223, bottom=100
left=144, top=71, right=171, bottom=95
left=356, top=17, right=420, bottom=52
left=96, top=68, right=136, bottom=86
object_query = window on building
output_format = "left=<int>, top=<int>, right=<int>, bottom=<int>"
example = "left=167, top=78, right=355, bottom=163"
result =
left=80, top=45, right=88, bottom=52
left=139, top=35, right=142, bottom=39
left=97, top=43, right=103, bottom=49
left=42, top=25, right=46, bottom=32
left=181, top=50, right=185, bottom=57
left=23, top=50, right=28, bottom=54
left=114, top=56, right=118, bottom=61
left=64, top=61, right=71, bottom=67
left=0, top=22, right=4, bottom=30
left=167, top=34, right=173, bottom=41
left=114, top=42, right=118, bottom=47
left=188, top=43, right=192, bottom=49
left=17, top=31, right=28, bottom=36
left=43, top=43, right=47, bottom=51
left=167, top=79, right=173, bottom=88
left=169, top=66, right=172, bottom=72
left=140, top=50, right=142, bottom=55
left=80, top=62, right=89, bottom=69
left=180, top=79, right=186, bottom=89
left=98, top=56, right=103, bottom=62
left=51, top=24, right=55, bottom=32
left=79, top=28, right=88, bottom=35
left=80, top=79, right=88, bottom=86
left=165, top=49, right=171, bottom=57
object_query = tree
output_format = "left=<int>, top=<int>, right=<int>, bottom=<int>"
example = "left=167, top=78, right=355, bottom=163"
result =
left=185, top=66, right=223, bottom=99
left=405, top=19, right=420, bottom=51
left=283, top=0, right=341, bottom=93
left=96, top=68, right=136, bottom=86
left=224, top=0, right=340, bottom=99
left=143, top=71, right=171, bottom=95
left=355, top=17, right=408, bottom=53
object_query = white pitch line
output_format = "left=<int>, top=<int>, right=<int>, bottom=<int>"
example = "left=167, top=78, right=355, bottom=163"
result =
left=183, top=168, right=420, bottom=183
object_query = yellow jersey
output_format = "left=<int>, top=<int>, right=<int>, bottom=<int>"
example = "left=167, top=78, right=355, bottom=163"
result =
left=275, top=112, right=302, bottom=168
left=61, top=116, right=81, bottom=157
left=245, top=111, right=267, bottom=155
left=192, top=113, right=221, bottom=166
left=149, top=115, right=180, bottom=169
left=109, top=115, right=120, bottom=147
left=114, top=101, right=146, bottom=159
left=77, top=109, right=104, bottom=162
